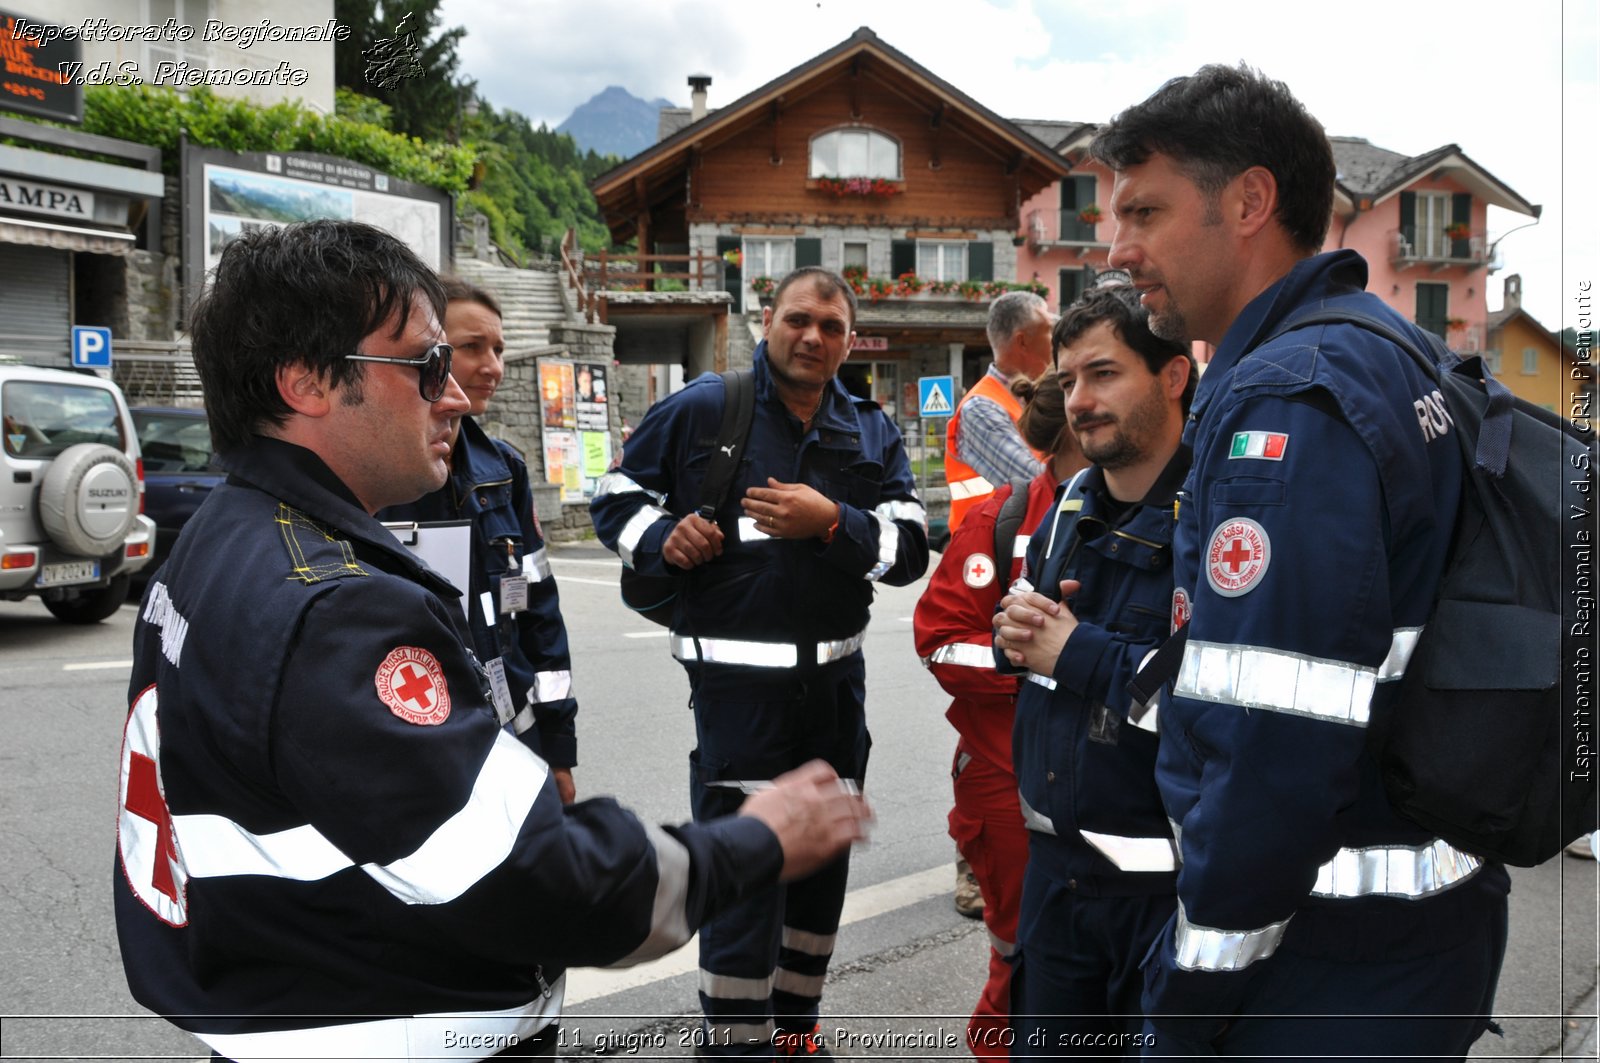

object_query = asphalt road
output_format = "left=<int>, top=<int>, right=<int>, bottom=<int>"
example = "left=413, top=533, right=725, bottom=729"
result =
left=0, top=541, right=1593, bottom=1061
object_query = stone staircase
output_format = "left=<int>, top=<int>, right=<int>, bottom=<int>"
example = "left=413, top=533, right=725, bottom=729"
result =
left=451, top=257, right=574, bottom=353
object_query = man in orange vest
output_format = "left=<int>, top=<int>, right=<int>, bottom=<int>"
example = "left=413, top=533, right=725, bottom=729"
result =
left=945, top=292, right=1055, bottom=534
left=941, top=290, right=1054, bottom=918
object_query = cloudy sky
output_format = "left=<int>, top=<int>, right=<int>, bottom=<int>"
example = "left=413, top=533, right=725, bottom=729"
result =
left=441, top=0, right=1596, bottom=332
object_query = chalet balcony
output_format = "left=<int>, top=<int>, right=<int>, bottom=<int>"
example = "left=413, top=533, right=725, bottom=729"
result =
left=1024, top=209, right=1108, bottom=256
left=1390, top=227, right=1488, bottom=272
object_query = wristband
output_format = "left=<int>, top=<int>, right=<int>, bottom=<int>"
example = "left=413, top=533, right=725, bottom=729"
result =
left=820, top=503, right=841, bottom=545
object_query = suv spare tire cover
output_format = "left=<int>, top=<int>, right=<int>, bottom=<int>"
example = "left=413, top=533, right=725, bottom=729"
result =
left=39, top=443, right=139, bottom=556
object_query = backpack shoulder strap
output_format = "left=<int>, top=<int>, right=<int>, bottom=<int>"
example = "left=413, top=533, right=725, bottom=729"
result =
left=991, top=477, right=1033, bottom=575
left=695, top=369, right=756, bottom=518
left=1267, top=305, right=1515, bottom=477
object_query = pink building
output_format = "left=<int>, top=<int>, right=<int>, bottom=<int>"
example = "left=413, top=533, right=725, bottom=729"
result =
left=1007, top=128, right=1541, bottom=351
left=1326, top=137, right=1539, bottom=351
left=1012, top=122, right=1116, bottom=310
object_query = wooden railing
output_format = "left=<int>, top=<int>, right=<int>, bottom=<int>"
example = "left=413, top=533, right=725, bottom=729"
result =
left=560, top=229, right=720, bottom=323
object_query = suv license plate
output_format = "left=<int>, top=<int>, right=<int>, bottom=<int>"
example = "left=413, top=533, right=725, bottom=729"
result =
left=37, top=560, right=101, bottom=587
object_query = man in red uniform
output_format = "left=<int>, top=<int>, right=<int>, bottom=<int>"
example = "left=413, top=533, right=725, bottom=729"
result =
left=916, top=366, right=1087, bottom=1060
left=942, top=291, right=1055, bottom=918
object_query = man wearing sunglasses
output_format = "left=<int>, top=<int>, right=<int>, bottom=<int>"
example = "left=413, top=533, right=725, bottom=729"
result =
left=115, top=220, right=872, bottom=1062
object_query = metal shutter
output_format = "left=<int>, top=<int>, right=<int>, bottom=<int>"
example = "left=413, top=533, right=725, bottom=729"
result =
left=0, top=244, right=71, bottom=363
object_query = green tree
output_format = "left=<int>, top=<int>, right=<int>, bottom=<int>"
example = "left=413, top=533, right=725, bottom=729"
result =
left=334, top=0, right=471, bottom=142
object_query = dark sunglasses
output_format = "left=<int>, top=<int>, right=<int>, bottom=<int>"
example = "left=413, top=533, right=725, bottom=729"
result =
left=344, top=342, right=454, bottom=402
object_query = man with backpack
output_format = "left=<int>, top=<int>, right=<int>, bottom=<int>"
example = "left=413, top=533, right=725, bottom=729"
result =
left=591, top=266, right=927, bottom=1058
left=1091, top=65, right=1509, bottom=1057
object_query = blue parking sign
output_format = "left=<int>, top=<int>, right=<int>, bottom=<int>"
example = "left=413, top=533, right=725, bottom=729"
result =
left=71, top=326, right=113, bottom=369
left=918, top=375, right=955, bottom=418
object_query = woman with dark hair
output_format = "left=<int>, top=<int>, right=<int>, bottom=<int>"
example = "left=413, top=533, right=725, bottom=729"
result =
left=914, top=365, right=1088, bottom=1061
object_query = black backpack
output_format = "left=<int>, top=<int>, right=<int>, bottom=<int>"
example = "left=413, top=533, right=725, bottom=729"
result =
left=1130, top=306, right=1596, bottom=865
left=618, top=370, right=755, bottom=626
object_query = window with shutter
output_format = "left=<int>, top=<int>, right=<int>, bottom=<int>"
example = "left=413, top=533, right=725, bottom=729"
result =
left=917, top=241, right=966, bottom=282
left=890, top=240, right=916, bottom=279
left=967, top=241, right=993, bottom=282
left=1415, top=282, right=1449, bottom=338
left=1061, top=176, right=1098, bottom=241
left=1413, top=192, right=1453, bottom=258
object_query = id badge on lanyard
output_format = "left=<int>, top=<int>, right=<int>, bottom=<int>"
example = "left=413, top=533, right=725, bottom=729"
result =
left=496, top=539, right=528, bottom=615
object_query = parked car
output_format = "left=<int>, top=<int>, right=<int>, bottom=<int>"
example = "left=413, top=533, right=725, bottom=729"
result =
left=130, top=406, right=224, bottom=583
left=0, top=365, right=155, bottom=623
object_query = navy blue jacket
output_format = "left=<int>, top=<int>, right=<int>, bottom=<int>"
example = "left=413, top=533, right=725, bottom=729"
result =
left=381, top=417, right=576, bottom=767
left=1144, top=250, right=1508, bottom=1035
left=590, top=342, right=928, bottom=683
left=115, top=436, right=781, bottom=1057
left=1006, top=453, right=1187, bottom=894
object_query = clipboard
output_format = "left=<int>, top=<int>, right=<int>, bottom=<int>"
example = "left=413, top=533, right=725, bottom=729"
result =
left=382, top=520, right=473, bottom=619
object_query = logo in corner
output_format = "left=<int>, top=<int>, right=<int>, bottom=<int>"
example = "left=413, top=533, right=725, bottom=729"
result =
left=375, top=646, right=451, bottom=725
left=1205, top=518, right=1271, bottom=598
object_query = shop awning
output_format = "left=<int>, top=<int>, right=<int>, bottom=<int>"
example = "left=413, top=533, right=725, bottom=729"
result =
left=0, top=216, right=136, bottom=255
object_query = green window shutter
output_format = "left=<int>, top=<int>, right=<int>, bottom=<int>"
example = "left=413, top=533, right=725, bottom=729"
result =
left=795, top=238, right=822, bottom=268
left=891, top=239, right=915, bottom=278
left=1451, top=192, right=1472, bottom=257
left=1059, top=267, right=1088, bottom=309
left=1398, top=192, right=1416, bottom=250
left=967, top=241, right=993, bottom=282
left=1075, top=175, right=1096, bottom=211
left=1060, top=177, right=1079, bottom=210
left=1416, top=282, right=1448, bottom=338
left=717, top=236, right=743, bottom=312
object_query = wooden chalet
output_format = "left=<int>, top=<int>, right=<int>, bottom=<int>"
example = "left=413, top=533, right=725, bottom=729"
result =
left=586, top=26, right=1067, bottom=417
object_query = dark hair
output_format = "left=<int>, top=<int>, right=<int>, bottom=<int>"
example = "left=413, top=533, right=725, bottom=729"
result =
left=1090, top=63, right=1335, bottom=254
left=772, top=265, right=858, bottom=327
left=1012, top=365, right=1069, bottom=454
left=1054, top=285, right=1198, bottom=414
left=441, top=275, right=502, bottom=319
left=190, top=220, right=446, bottom=452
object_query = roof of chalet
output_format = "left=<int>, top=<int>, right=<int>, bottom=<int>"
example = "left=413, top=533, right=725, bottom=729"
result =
left=593, top=26, right=1070, bottom=234
left=619, top=48, right=1538, bottom=236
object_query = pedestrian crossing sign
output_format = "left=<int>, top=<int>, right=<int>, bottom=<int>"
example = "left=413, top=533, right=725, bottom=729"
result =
left=918, top=375, right=955, bottom=418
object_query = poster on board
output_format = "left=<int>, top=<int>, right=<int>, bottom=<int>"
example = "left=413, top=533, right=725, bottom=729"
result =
left=182, top=145, right=450, bottom=317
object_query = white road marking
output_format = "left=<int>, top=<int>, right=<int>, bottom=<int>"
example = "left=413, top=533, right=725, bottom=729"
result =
left=549, top=557, right=624, bottom=566
left=63, top=660, right=133, bottom=671
left=551, top=576, right=621, bottom=587
left=623, top=631, right=671, bottom=639
left=562, top=864, right=951, bottom=1004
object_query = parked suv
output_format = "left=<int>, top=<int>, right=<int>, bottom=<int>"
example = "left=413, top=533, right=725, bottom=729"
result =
left=1, top=365, right=155, bottom=623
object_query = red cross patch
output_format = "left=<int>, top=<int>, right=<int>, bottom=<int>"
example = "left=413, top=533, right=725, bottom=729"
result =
left=963, top=552, right=996, bottom=589
left=118, top=685, right=188, bottom=926
left=1206, top=518, right=1271, bottom=597
left=375, top=646, right=452, bottom=725
left=1171, top=587, right=1191, bottom=633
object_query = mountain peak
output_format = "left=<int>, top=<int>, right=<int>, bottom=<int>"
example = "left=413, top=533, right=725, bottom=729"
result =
left=557, top=87, right=681, bottom=159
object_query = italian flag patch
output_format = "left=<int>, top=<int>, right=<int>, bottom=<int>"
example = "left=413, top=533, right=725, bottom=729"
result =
left=1229, top=431, right=1288, bottom=460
